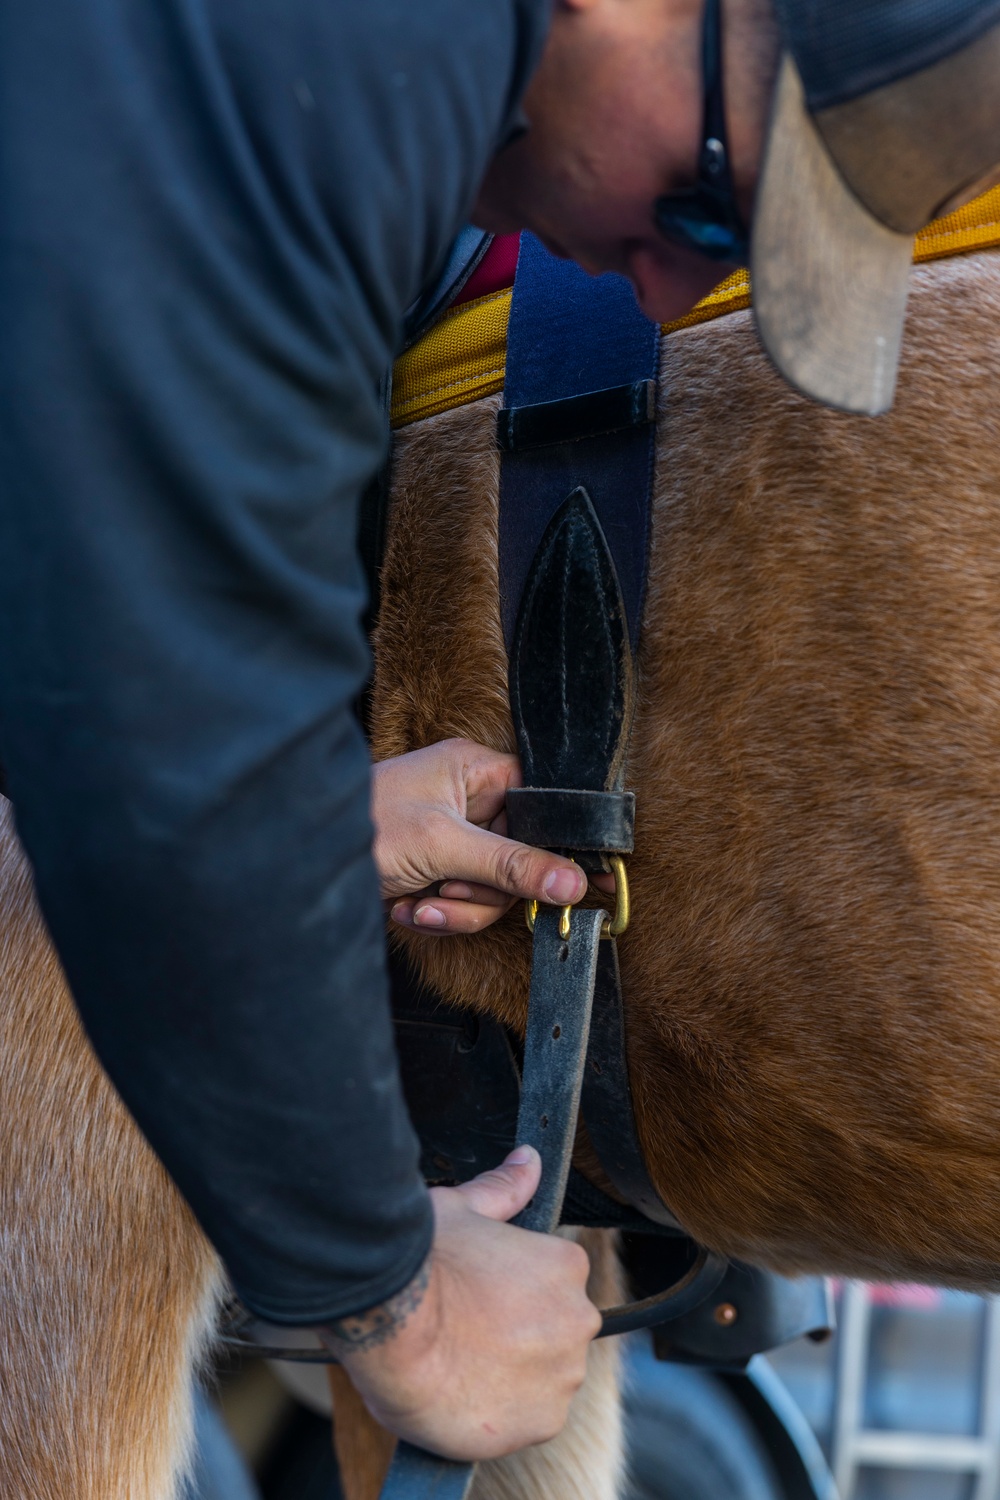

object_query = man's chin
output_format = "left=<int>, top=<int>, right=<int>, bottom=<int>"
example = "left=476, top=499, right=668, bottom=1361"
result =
left=625, top=243, right=731, bottom=323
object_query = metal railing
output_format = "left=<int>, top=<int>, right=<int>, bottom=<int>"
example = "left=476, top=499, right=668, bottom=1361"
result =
left=830, top=1282, right=1000, bottom=1500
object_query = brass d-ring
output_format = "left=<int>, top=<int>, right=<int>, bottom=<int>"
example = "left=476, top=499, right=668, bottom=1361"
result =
left=524, top=900, right=569, bottom=936
left=526, top=855, right=578, bottom=939
left=526, top=856, right=628, bottom=939
left=524, top=898, right=573, bottom=938
left=601, top=855, right=630, bottom=939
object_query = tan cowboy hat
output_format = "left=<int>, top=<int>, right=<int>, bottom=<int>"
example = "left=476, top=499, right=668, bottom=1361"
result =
left=752, top=0, right=1000, bottom=414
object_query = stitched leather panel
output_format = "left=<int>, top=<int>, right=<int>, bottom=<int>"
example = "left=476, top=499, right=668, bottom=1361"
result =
left=509, top=486, right=633, bottom=795
left=497, top=233, right=659, bottom=654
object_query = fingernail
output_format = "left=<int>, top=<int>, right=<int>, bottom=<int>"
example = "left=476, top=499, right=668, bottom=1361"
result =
left=506, top=1145, right=537, bottom=1166
left=543, top=868, right=585, bottom=904
left=414, top=904, right=447, bottom=928
left=390, top=903, right=408, bottom=924
left=440, top=881, right=473, bottom=900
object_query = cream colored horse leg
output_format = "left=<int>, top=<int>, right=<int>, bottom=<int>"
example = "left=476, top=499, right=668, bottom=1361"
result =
left=0, top=800, right=222, bottom=1500
left=472, top=1229, right=625, bottom=1500
left=329, top=1364, right=398, bottom=1500
left=330, top=1227, right=625, bottom=1500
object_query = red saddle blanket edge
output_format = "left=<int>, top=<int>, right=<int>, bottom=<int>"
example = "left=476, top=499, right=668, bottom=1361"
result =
left=452, top=232, right=521, bottom=307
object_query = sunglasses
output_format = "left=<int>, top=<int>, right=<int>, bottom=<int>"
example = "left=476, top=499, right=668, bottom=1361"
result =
left=654, top=0, right=750, bottom=265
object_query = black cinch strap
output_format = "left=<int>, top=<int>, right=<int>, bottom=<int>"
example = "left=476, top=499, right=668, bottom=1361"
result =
left=379, top=236, right=728, bottom=1499
left=499, top=236, right=682, bottom=1228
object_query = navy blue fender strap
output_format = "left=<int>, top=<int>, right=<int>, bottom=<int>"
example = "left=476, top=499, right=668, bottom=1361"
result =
left=498, top=232, right=659, bottom=655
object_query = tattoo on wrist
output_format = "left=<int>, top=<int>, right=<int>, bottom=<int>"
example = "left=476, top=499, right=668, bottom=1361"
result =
left=322, top=1257, right=431, bottom=1354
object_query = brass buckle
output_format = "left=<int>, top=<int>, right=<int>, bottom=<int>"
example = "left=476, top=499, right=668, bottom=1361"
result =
left=524, top=855, right=630, bottom=941
left=525, top=897, right=572, bottom=940
left=601, top=854, right=630, bottom=939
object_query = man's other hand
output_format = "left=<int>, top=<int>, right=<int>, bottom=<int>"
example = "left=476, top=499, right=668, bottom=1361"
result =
left=372, top=739, right=588, bottom=934
left=322, top=1146, right=602, bottom=1459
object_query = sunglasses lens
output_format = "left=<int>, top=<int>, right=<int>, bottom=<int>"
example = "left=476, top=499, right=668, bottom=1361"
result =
left=654, top=195, right=748, bottom=263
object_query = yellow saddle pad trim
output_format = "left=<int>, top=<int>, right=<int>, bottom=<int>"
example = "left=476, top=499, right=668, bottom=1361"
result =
left=391, top=288, right=512, bottom=429
left=392, top=184, right=1000, bottom=429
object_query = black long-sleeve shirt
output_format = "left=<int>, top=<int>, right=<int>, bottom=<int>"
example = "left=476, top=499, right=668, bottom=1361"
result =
left=0, top=0, right=550, bottom=1322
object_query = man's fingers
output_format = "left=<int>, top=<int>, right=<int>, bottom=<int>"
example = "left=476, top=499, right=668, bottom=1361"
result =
left=456, top=824, right=587, bottom=906
left=451, top=1146, right=541, bottom=1221
left=438, top=880, right=509, bottom=905
left=390, top=895, right=514, bottom=933
left=387, top=821, right=587, bottom=928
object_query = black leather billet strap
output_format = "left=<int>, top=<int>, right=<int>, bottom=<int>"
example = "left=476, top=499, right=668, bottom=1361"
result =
left=496, top=378, right=656, bottom=454
left=583, top=940, right=680, bottom=1229
left=513, top=905, right=606, bottom=1234
left=599, top=1246, right=728, bottom=1338
left=506, top=787, right=635, bottom=856
left=500, top=238, right=682, bottom=1239
left=378, top=904, right=604, bottom=1500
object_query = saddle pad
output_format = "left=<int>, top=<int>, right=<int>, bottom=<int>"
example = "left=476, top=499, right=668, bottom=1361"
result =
left=391, top=184, right=1000, bottom=429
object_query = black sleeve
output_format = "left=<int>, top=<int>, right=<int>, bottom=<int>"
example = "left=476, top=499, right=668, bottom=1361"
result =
left=0, top=0, right=550, bottom=1322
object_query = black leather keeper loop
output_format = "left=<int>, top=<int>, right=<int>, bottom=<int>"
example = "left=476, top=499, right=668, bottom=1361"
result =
left=506, top=788, right=635, bottom=853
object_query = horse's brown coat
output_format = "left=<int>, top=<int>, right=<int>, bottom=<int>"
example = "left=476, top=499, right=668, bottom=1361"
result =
left=374, top=248, right=1000, bottom=1289
left=0, top=799, right=221, bottom=1499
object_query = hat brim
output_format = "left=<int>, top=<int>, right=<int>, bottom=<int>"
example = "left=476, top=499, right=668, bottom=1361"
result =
left=751, top=54, right=914, bottom=416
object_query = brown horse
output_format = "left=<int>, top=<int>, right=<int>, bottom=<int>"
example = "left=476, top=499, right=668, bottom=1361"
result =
left=374, top=244, right=1000, bottom=1293
left=2, top=239, right=1000, bottom=1499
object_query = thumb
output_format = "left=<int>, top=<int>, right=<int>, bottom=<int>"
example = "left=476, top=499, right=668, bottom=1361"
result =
left=452, top=1146, right=541, bottom=1221
left=457, top=823, right=587, bottom=907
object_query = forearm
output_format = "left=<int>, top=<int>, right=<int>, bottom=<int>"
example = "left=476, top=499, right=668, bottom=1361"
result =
left=8, top=698, right=433, bottom=1322
left=0, top=0, right=550, bottom=1323
left=321, top=1255, right=433, bottom=1355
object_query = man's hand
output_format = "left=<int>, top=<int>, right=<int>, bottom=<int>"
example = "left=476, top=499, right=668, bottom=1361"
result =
left=322, top=1146, right=602, bottom=1459
left=372, top=739, right=587, bottom=934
